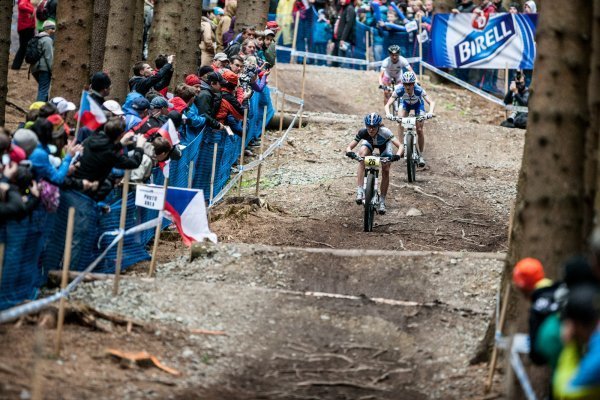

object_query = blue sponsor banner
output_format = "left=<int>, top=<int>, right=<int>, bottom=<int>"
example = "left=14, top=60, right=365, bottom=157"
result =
left=431, top=13, right=537, bottom=69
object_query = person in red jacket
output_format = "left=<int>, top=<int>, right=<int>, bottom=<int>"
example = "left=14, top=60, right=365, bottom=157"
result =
left=12, top=0, right=36, bottom=70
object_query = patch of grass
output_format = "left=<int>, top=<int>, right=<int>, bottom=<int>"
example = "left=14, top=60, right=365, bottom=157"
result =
left=200, top=353, right=213, bottom=365
left=444, top=102, right=456, bottom=111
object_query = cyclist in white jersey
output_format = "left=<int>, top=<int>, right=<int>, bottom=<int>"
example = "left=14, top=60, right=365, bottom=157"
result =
left=378, top=45, right=416, bottom=106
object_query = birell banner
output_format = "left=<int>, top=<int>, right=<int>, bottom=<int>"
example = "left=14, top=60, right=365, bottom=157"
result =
left=430, top=13, right=537, bottom=69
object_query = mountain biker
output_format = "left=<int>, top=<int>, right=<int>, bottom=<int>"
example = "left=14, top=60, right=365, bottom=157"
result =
left=378, top=45, right=416, bottom=106
left=345, top=113, right=402, bottom=214
left=384, top=71, right=435, bottom=167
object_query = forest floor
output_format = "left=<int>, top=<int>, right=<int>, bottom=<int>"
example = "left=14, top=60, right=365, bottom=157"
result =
left=1, top=63, right=522, bottom=399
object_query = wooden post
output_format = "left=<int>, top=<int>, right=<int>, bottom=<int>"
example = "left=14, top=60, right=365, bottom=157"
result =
left=274, top=62, right=279, bottom=90
left=0, top=242, right=5, bottom=289
left=276, top=91, right=286, bottom=169
left=187, top=161, right=194, bottom=189
left=148, top=178, right=168, bottom=277
left=112, top=170, right=131, bottom=296
left=291, top=12, right=300, bottom=64
left=484, top=283, right=511, bottom=393
left=31, top=329, right=45, bottom=400
left=365, top=30, right=370, bottom=70
left=299, top=56, right=307, bottom=128
left=255, top=106, right=269, bottom=197
left=504, top=64, right=510, bottom=119
left=55, top=207, right=76, bottom=357
left=418, top=16, right=423, bottom=80
left=209, top=143, right=218, bottom=204
left=237, top=108, right=249, bottom=196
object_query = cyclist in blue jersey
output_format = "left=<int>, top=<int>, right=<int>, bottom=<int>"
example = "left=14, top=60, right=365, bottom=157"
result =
left=345, top=113, right=402, bottom=213
left=384, top=71, right=435, bottom=167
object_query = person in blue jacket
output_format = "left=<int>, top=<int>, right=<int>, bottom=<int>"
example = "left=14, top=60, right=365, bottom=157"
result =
left=313, top=9, right=332, bottom=65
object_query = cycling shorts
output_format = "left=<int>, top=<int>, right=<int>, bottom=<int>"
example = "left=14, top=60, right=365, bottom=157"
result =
left=361, top=141, right=393, bottom=158
left=400, top=100, right=425, bottom=115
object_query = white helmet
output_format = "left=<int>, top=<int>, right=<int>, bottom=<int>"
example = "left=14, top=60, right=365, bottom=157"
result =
left=401, top=71, right=417, bottom=84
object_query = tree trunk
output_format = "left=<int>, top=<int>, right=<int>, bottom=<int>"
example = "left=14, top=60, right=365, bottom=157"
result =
left=0, top=0, right=11, bottom=126
left=505, top=1, right=593, bottom=398
left=89, top=0, right=110, bottom=75
left=175, top=1, right=203, bottom=85
left=148, top=0, right=182, bottom=67
left=130, top=0, right=145, bottom=66
left=591, top=1, right=600, bottom=219
left=236, top=0, right=270, bottom=33
left=52, top=0, right=94, bottom=105
left=103, top=0, right=137, bottom=103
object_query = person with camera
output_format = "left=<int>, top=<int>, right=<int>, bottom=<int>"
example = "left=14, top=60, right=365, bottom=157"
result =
left=195, top=72, right=227, bottom=131
left=128, top=55, right=175, bottom=96
left=502, top=70, right=529, bottom=129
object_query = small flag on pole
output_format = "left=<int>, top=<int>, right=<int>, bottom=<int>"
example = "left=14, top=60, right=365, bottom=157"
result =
left=164, top=187, right=217, bottom=245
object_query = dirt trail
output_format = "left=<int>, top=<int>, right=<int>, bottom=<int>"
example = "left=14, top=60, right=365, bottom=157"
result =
left=0, top=64, right=519, bottom=399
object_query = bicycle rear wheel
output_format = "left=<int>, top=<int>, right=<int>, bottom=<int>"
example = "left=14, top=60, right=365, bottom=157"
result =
left=363, top=173, right=376, bottom=232
left=406, top=133, right=416, bottom=183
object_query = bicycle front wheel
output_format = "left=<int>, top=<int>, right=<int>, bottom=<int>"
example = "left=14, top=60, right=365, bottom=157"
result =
left=406, top=133, right=416, bottom=183
left=363, top=172, right=376, bottom=232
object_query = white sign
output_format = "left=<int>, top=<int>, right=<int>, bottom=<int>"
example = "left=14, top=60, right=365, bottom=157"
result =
left=135, top=184, right=166, bottom=210
left=417, top=29, right=429, bottom=43
left=405, top=20, right=418, bottom=33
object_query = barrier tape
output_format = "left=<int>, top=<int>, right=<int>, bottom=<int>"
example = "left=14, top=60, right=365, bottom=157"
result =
left=269, top=86, right=304, bottom=105
left=420, top=61, right=529, bottom=113
left=277, top=45, right=421, bottom=68
left=0, top=214, right=163, bottom=324
left=209, top=104, right=303, bottom=208
left=510, top=343, right=537, bottom=400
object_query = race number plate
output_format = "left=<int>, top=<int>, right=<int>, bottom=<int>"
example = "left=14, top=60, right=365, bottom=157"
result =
left=364, top=156, right=381, bottom=168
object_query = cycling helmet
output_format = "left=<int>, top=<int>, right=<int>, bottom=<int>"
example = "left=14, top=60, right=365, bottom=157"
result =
left=364, top=113, right=383, bottom=127
left=401, top=71, right=417, bottom=84
left=388, top=45, right=401, bottom=54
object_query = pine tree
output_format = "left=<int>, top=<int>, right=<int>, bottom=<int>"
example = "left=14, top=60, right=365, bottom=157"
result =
left=0, top=0, right=11, bottom=126
left=90, top=0, right=110, bottom=74
left=148, top=0, right=183, bottom=71
left=236, top=0, right=270, bottom=33
left=175, top=2, right=203, bottom=84
left=131, top=0, right=145, bottom=66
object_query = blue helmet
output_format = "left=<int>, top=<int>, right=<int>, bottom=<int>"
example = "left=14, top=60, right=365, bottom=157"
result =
left=364, top=112, right=382, bottom=127
left=401, top=71, right=417, bottom=84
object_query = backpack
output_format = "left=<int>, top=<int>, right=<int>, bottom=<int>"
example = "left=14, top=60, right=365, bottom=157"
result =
left=222, top=16, right=236, bottom=47
left=36, top=0, right=49, bottom=21
left=25, top=36, right=42, bottom=65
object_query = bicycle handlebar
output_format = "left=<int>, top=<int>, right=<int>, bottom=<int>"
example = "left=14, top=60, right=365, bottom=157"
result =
left=346, top=152, right=400, bottom=163
left=388, top=114, right=435, bottom=122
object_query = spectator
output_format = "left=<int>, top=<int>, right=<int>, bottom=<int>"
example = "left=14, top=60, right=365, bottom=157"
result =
left=185, top=74, right=202, bottom=93
left=195, top=72, right=226, bottom=131
left=89, top=71, right=112, bottom=105
left=263, top=29, right=277, bottom=67
left=221, top=2, right=237, bottom=49
left=200, top=10, right=218, bottom=67
left=138, top=96, right=172, bottom=135
left=102, top=100, right=126, bottom=118
left=216, top=69, right=245, bottom=136
left=313, top=10, right=332, bottom=63
left=229, top=55, right=244, bottom=74
left=124, top=97, right=151, bottom=131
left=502, top=70, right=529, bottom=129
left=11, top=0, right=36, bottom=70
left=452, top=0, right=476, bottom=14
left=214, top=7, right=226, bottom=53
left=152, top=54, right=175, bottom=96
left=524, top=0, right=536, bottom=13
left=130, top=136, right=173, bottom=183
left=73, top=117, right=145, bottom=200
left=128, top=55, right=175, bottom=96
left=171, top=84, right=206, bottom=143
left=333, top=0, right=356, bottom=67
left=49, top=97, right=77, bottom=122
left=31, top=21, right=56, bottom=102
left=225, top=26, right=256, bottom=59
left=212, top=53, right=230, bottom=72
left=508, top=2, right=520, bottom=13
left=492, top=0, right=506, bottom=13
left=240, top=38, right=258, bottom=59
left=13, top=128, right=39, bottom=158
left=29, top=118, right=81, bottom=185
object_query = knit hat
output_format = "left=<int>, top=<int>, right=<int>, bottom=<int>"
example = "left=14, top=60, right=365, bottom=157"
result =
left=12, top=129, right=39, bottom=156
left=185, top=74, right=201, bottom=86
left=90, top=72, right=112, bottom=91
left=42, top=20, right=56, bottom=31
left=512, top=257, right=545, bottom=292
left=198, top=66, right=214, bottom=78
left=266, top=21, right=280, bottom=32
left=29, top=101, right=46, bottom=111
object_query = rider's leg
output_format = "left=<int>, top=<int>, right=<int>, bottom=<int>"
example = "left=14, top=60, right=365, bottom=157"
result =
left=398, top=108, right=409, bottom=157
left=417, top=120, right=425, bottom=152
left=355, top=145, right=372, bottom=203
left=381, top=163, right=390, bottom=198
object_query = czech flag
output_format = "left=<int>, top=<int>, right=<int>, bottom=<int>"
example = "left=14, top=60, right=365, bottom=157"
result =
left=164, top=187, right=217, bottom=246
left=156, top=119, right=180, bottom=146
left=76, top=91, right=107, bottom=130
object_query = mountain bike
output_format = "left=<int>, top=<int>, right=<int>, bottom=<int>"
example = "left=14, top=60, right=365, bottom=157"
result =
left=389, top=114, right=434, bottom=183
left=347, top=153, right=398, bottom=232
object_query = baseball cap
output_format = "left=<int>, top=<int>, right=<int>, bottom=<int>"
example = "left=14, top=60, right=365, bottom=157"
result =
left=220, top=69, right=238, bottom=86
left=213, top=7, right=224, bottom=15
left=213, top=53, right=229, bottom=62
left=264, top=29, right=275, bottom=37
left=50, top=97, right=77, bottom=115
left=206, top=72, right=227, bottom=85
left=90, top=71, right=112, bottom=91
left=103, top=100, right=124, bottom=116
left=512, top=257, right=545, bottom=292
left=150, top=96, right=173, bottom=109
left=42, top=20, right=56, bottom=31
left=132, top=97, right=150, bottom=111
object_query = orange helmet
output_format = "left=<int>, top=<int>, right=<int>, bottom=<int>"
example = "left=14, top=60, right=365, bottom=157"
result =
left=512, top=257, right=545, bottom=292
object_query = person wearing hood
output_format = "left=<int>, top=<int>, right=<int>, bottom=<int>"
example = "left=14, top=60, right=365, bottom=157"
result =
left=128, top=55, right=175, bottom=95
left=195, top=72, right=226, bottom=131
left=524, top=0, right=536, bottom=13
left=171, top=84, right=206, bottom=144
left=216, top=70, right=245, bottom=136
left=124, top=97, right=151, bottom=131
left=31, top=21, right=56, bottom=102
left=200, top=11, right=218, bottom=67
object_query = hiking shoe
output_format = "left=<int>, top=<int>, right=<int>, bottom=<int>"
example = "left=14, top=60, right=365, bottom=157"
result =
left=355, top=188, right=364, bottom=205
left=378, top=201, right=386, bottom=215
left=418, top=156, right=426, bottom=167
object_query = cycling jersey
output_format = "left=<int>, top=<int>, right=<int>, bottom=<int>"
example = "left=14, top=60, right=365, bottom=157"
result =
left=355, top=126, right=395, bottom=155
left=380, top=56, right=410, bottom=82
left=393, top=84, right=427, bottom=115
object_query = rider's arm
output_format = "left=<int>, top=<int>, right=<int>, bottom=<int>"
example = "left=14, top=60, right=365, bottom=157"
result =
left=391, top=137, right=402, bottom=155
left=384, top=94, right=396, bottom=116
left=378, top=70, right=385, bottom=86
left=424, top=94, right=435, bottom=114
left=346, top=139, right=359, bottom=153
